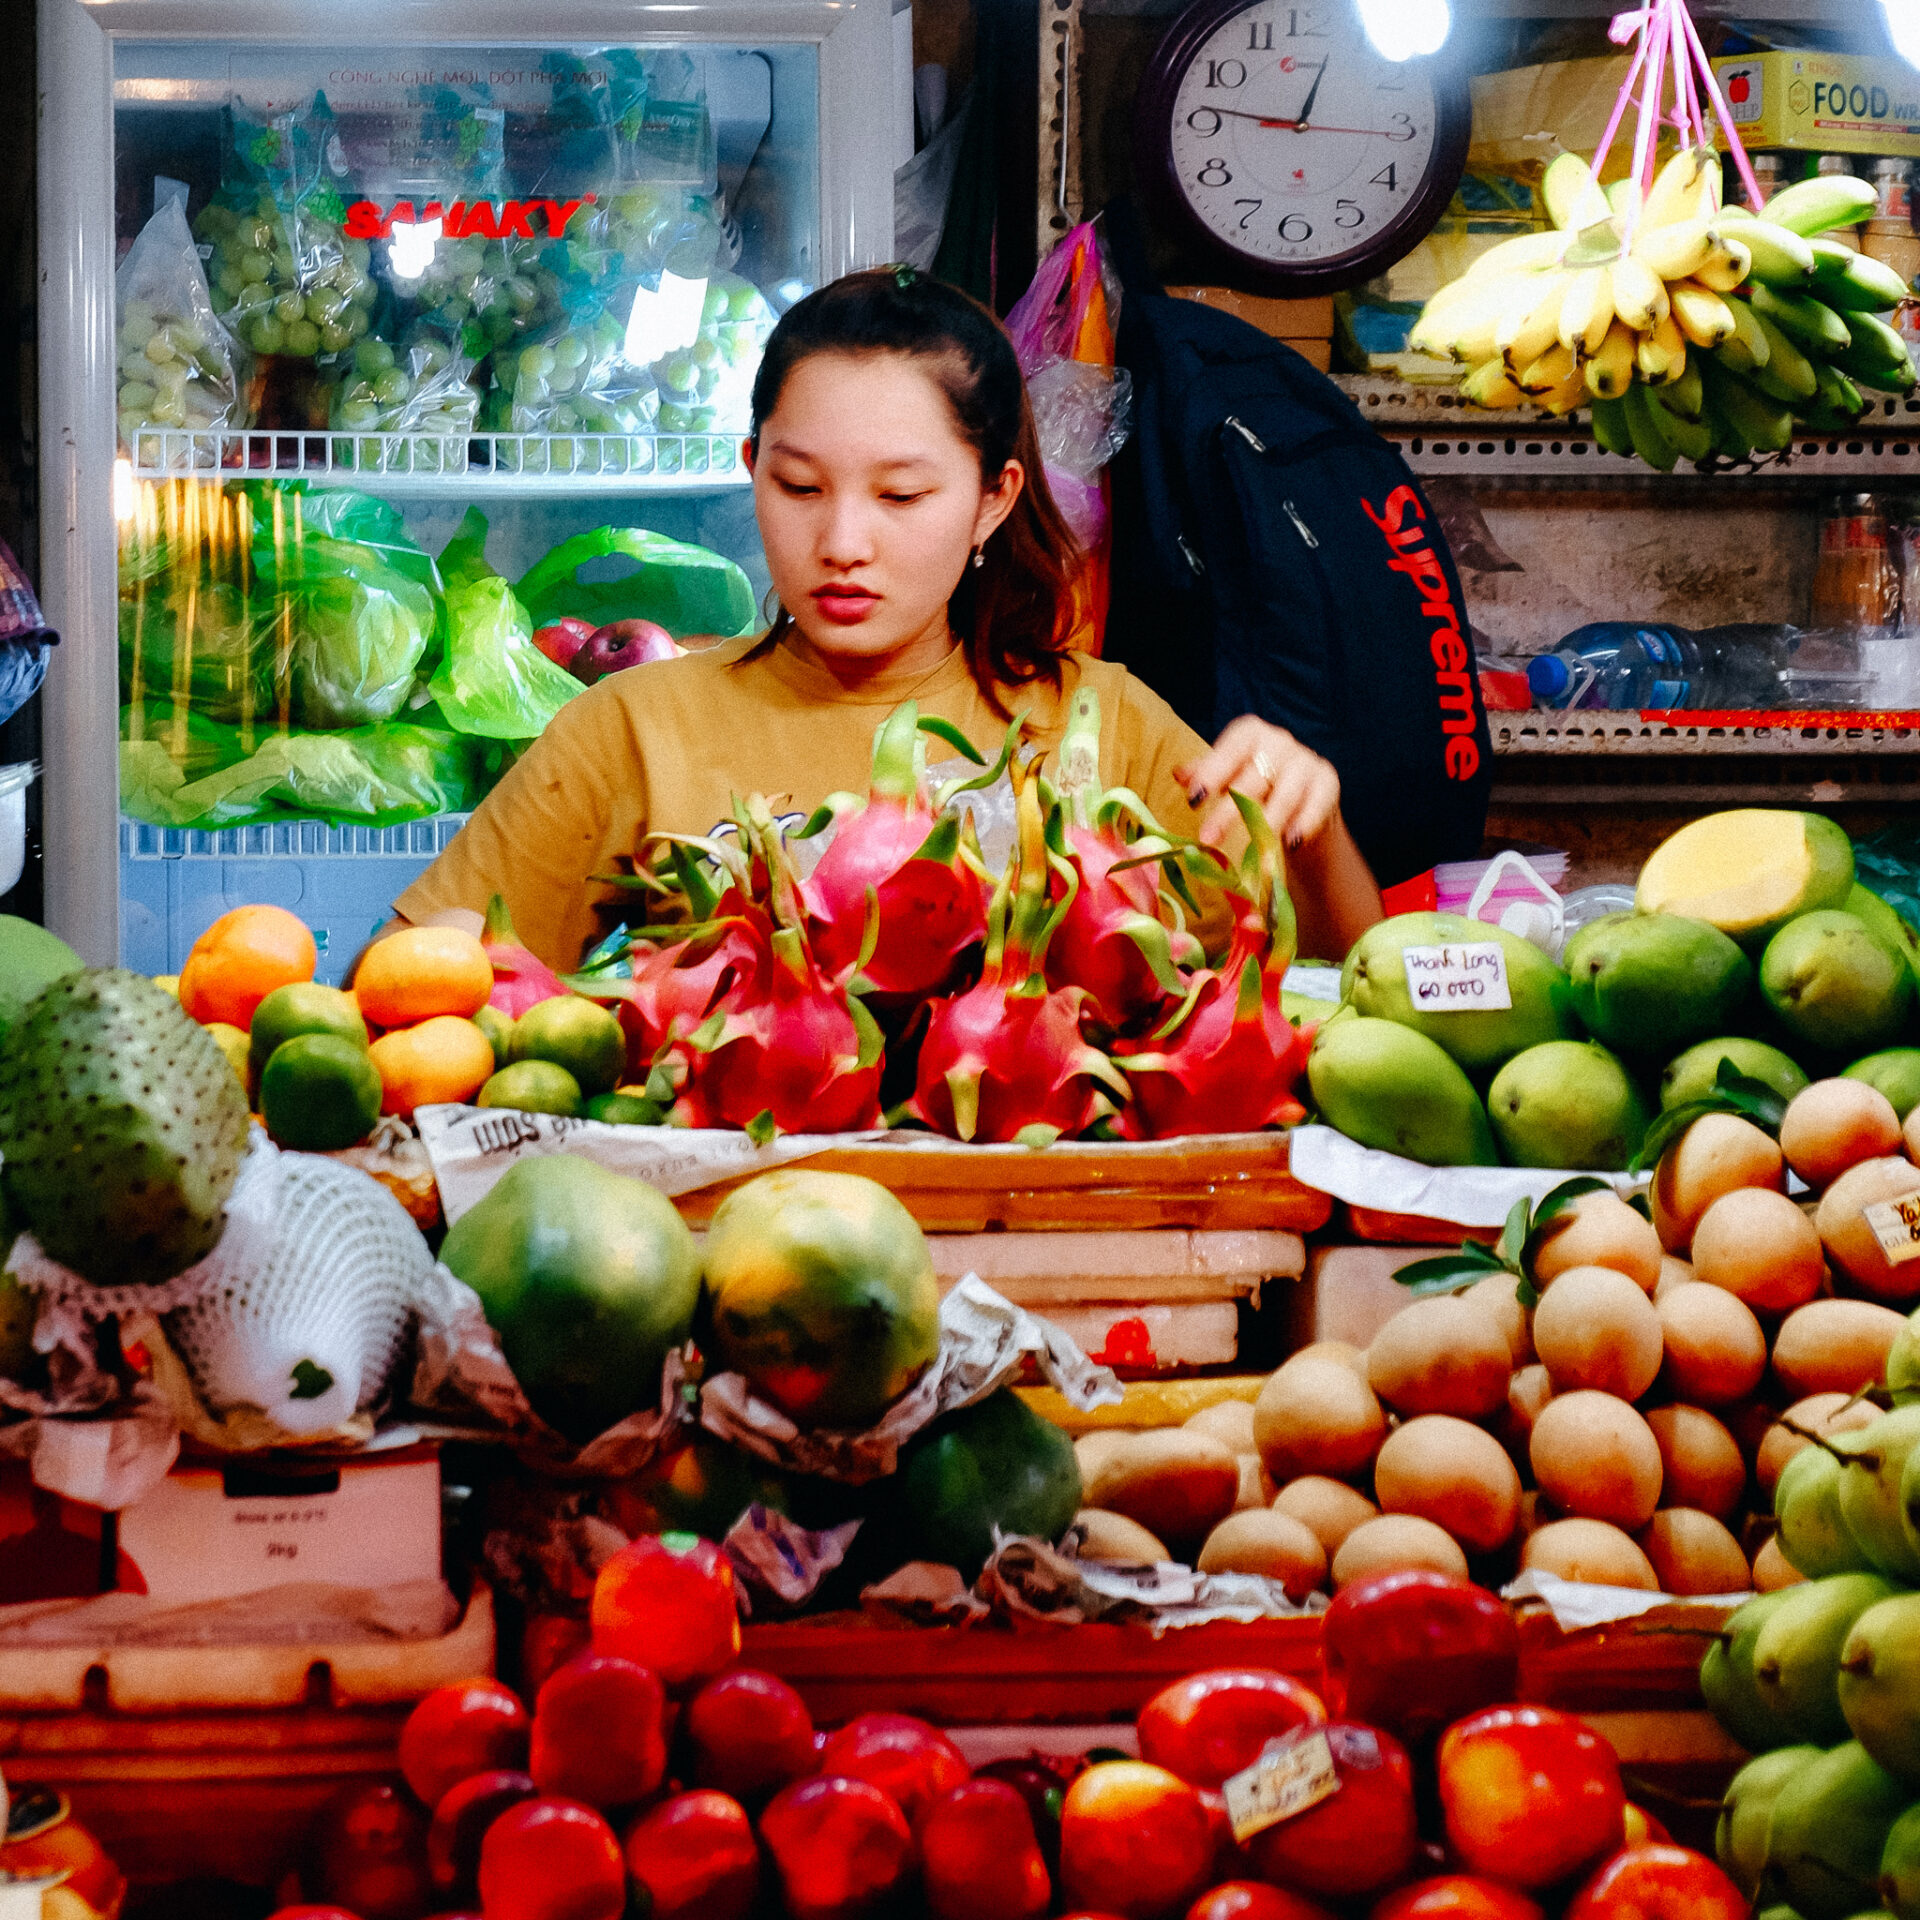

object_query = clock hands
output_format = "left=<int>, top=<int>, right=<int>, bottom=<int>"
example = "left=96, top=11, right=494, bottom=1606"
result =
left=1293, top=57, right=1330, bottom=128
left=1208, top=104, right=1407, bottom=137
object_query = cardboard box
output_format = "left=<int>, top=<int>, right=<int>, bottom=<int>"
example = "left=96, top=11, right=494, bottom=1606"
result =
left=1167, top=285, right=1333, bottom=367
left=116, top=1445, right=441, bottom=1606
left=1713, top=51, right=1920, bottom=160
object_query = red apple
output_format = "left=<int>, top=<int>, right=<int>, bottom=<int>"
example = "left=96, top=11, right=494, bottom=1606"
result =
left=529, top=1653, right=667, bottom=1810
left=624, top=1789, right=759, bottom=1920
left=759, top=1774, right=915, bottom=1920
left=1191, top=1883, right=1341, bottom=1920
left=816, top=1711, right=970, bottom=1829
left=590, top=1532, right=740, bottom=1692
left=1243, top=1722, right=1418, bottom=1900
left=567, top=619, right=677, bottom=685
left=1136, top=1669, right=1329, bottom=1789
left=921, top=1779, right=1053, bottom=1920
left=1059, top=1761, right=1218, bottom=1920
left=426, top=1769, right=537, bottom=1901
left=397, top=1679, right=529, bottom=1809
left=1322, top=1573, right=1520, bottom=1745
left=476, top=1799, right=625, bottom=1920
left=519, top=1613, right=591, bottom=1700
left=976, top=1757, right=1068, bottom=1873
left=686, top=1667, right=817, bottom=1804
left=301, top=1782, right=433, bottom=1920
left=1371, top=1875, right=1546, bottom=1920
left=1563, top=1846, right=1747, bottom=1920
left=530, top=618, right=595, bottom=668
left=1437, top=1706, right=1625, bottom=1891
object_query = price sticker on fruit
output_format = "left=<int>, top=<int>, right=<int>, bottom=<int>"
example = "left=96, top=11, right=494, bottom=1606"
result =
left=1861, top=1194, right=1920, bottom=1266
left=1223, top=1727, right=1341, bottom=1843
left=1400, top=943, right=1514, bottom=1012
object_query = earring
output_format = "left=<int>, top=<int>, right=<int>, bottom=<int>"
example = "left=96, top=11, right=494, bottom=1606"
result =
left=970, top=546, right=985, bottom=570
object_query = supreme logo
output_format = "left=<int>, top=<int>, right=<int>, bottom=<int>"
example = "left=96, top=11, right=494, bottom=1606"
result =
left=1361, top=484, right=1482, bottom=782
left=343, top=195, right=597, bottom=242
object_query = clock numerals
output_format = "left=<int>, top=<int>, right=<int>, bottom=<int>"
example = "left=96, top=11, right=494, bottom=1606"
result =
left=1284, top=7, right=1329, bottom=34
left=1335, top=199, right=1366, bottom=229
left=1198, top=157, right=1233, bottom=187
left=1233, top=197, right=1263, bottom=231
left=1390, top=113, right=1417, bottom=142
left=1372, top=164, right=1400, bottom=191
left=1187, top=106, right=1223, bottom=136
left=1279, top=213, right=1313, bottom=243
left=1205, top=57, right=1247, bottom=88
left=1248, top=19, right=1274, bottom=50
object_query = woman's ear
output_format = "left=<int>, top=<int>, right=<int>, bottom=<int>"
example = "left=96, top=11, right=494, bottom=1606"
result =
left=742, top=438, right=756, bottom=476
left=973, top=458, right=1025, bottom=548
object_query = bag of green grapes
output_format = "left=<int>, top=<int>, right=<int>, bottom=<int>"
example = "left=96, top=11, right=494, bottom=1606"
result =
left=115, top=195, right=247, bottom=464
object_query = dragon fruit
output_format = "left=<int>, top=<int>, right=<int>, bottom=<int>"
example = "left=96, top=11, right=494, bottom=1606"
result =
left=1114, top=792, right=1310, bottom=1140
left=1045, top=686, right=1203, bottom=1031
left=481, top=894, right=571, bottom=1016
left=903, top=755, right=1130, bottom=1147
left=799, top=701, right=1013, bottom=1004
left=658, top=796, right=885, bottom=1139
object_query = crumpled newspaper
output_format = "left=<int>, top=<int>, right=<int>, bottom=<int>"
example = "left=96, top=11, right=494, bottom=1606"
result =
left=698, top=1275, right=1123, bottom=1483
left=409, top=1259, right=694, bottom=1477
left=1503, top=1568, right=1748, bottom=1631
left=723, top=1504, right=863, bottom=1615
left=0, top=1386, right=181, bottom=1508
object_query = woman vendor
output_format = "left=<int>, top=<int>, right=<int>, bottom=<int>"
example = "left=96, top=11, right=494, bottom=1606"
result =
left=391, top=267, right=1383, bottom=966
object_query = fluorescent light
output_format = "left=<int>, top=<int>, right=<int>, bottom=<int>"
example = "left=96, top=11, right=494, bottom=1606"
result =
left=1357, top=0, right=1452, bottom=61
left=626, top=270, right=709, bottom=362
left=112, top=457, right=136, bottom=524
left=386, top=218, right=441, bottom=282
left=1886, top=0, right=1920, bottom=69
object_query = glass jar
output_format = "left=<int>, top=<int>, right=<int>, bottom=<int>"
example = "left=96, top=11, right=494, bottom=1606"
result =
left=1812, top=493, right=1900, bottom=633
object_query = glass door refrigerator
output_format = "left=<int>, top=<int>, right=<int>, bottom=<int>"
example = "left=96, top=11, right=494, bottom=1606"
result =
left=38, top=0, right=897, bottom=976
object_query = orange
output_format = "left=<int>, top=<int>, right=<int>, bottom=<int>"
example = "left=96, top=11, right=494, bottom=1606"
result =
left=370, top=1016, right=498, bottom=1117
left=177, top=904, right=316, bottom=1030
left=354, top=926, right=493, bottom=1028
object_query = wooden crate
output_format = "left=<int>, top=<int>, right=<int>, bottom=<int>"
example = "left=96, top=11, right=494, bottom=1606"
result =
left=676, top=1134, right=1333, bottom=1233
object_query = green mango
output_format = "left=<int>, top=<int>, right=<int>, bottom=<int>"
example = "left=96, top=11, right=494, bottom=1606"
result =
left=1763, top=911, right=1916, bottom=1058
left=1638, top=809, right=1856, bottom=950
left=1752, top=1571, right=1904, bottom=1746
left=1701, top=1589, right=1803, bottom=1751
left=1883, top=1803, right=1920, bottom=1920
left=1766, top=1741, right=1911, bottom=1920
left=1838, top=1592, right=1920, bottom=1783
left=1564, top=912, right=1753, bottom=1058
left=1776, top=1443, right=1874, bottom=1579
left=1307, top=1016, right=1498, bottom=1167
left=1663, top=1035, right=1809, bottom=1110
left=1719, top=1745, right=1824, bottom=1898
left=1889, top=1310, right=1920, bottom=1407
left=1843, top=1049, right=1920, bottom=1122
left=891, top=1388, right=1082, bottom=1580
left=1341, top=911, right=1577, bottom=1074
left=1486, top=1039, right=1650, bottom=1171
left=440, top=1152, right=702, bottom=1444
left=1846, top=883, right=1920, bottom=995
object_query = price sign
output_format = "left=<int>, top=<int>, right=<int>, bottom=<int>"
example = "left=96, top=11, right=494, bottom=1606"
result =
left=1223, top=1727, right=1341, bottom=1843
left=1401, top=943, right=1513, bottom=1012
left=1862, top=1194, right=1920, bottom=1267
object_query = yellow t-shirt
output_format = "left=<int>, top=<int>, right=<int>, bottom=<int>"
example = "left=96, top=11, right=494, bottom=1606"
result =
left=395, top=633, right=1216, bottom=972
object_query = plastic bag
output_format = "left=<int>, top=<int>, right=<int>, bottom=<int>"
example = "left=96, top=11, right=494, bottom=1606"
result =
left=0, top=642, right=47, bottom=730
left=116, top=198, right=248, bottom=461
left=486, top=305, right=660, bottom=436
left=516, top=524, right=757, bottom=640
left=329, top=329, right=480, bottom=437
left=428, top=507, right=583, bottom=740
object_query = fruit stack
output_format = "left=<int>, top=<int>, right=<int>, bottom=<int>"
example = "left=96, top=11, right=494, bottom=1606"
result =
left=1414, top=151, right=1917, bottom=465
left=277, top=1563, right=1754, bottom=1920
left=1310, top=809, right=1920, bottom=1172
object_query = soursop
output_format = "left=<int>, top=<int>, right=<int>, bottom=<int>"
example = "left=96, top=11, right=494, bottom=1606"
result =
left=0, top=969, right=250, bottom=1286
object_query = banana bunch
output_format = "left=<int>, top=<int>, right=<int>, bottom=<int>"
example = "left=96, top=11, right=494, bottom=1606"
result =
left=1412, top=147, right=1918, bottom=469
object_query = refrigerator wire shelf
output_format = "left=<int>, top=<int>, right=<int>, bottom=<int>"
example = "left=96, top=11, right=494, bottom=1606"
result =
left=120, top=815, right=471, bottom=862
left=126, top=427, right=752, bottom=493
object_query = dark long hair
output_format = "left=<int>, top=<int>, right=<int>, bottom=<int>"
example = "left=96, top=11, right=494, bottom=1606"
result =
left=748, top=267, right=1082, bottom=713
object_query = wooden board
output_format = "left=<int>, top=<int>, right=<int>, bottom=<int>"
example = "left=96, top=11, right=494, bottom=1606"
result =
left=675, top=1134, right=1333, bottom=1233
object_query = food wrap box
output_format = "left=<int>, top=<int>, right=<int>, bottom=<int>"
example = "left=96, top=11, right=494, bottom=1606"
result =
left=1713, top=51, right=1920, bottom=160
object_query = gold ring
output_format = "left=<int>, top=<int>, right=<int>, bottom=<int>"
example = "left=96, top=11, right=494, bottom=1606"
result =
left=1251, top=750, right=1276, bottom=785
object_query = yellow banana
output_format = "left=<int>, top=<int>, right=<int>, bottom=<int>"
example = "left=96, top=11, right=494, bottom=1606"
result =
left=1466, top=229, right=1575, bottom=279
left=1636, top=312, right=1688, bottom=385
left=1499, top=273, right=1572, bottom=371
left=1720, top=294, right=1773, bottom=373
left=1693, top=236, right=1754, bottom=294
left=1610, top=254, right=1671, bottom=332
left=1518, top=342, right=1578, bottom=395
left=1536, top=361, right=1590, bottom=415
left=1410, top=277, right=1512, bottom=359
left=1462, top=360, right=1526, bottom=409
left=1642, top=146, right=1722, bottom=228
left=1584, top=320, right=1637, bottom=399
left=1670, top=280, right=1737, bottom=349
left=1632, top=217, right=1722, bottom=282
left=1544, top=151, right=1613, bottom=232
left=1558, top=266, right=1617, bottom=358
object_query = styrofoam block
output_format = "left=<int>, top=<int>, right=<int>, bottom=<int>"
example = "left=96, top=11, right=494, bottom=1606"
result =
left=1037, top=1301, right=1240, bottom=1370
left=926, top=1230, right=1304, bottom=1302
left=1305, top=1245, right=1428, bottom=1349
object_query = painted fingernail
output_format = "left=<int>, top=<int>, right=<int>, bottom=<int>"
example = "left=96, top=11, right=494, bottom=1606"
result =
left=1188, top=786, right=1208, bottom=805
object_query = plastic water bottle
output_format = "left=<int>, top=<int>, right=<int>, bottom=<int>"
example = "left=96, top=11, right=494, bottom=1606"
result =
left=1528, top=623, right=1789, bottom=711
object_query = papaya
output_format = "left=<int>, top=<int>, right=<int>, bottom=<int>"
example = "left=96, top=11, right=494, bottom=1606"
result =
left=704, top=1168, right=941, bottom=1430
left=892, top=1388, right=1081, bottom=1578
left=1340, top=912, right=1576, bottom=1074
left=440, top=1152, right=701, bottom=1444
left=1563, top=912, right=1752, bottom=1058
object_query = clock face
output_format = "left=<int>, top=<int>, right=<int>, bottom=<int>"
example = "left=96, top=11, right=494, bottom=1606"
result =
left=1142, top=0, right=1470, bottom=293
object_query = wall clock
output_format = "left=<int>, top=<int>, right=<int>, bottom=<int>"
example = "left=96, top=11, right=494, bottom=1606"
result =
left=1136, top=0, right=1473, bottom=294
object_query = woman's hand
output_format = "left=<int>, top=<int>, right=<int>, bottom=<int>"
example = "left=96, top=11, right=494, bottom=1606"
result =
left=1175, top=717, right=1341, bottom=851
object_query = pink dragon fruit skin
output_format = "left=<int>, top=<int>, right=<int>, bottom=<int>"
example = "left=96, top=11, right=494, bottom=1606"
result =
left=904, top=753, right=1129, bottom=1146
left=481, top=893, right=572, bottom=1016
left=801, top=701, right=1011, bottom=1004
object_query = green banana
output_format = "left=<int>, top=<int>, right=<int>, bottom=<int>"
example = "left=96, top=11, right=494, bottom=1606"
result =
left=1812, top=247, right=1913, bottom=313
left=1821, top=363, right=1867, bottom=418
left=1666, top=358, right=1705, bottom=421
left=1646, top=385, right=1713, bottom=464
left=1761, top=173, right=1879, bottom=237
left=1589, top=393, right=1634, bottom=457
left=1748, top=280, right=1853, bottom=355
left=1747, top=310, right=1818, bottom=401
left=1698, top=353, right=1793, bottom=453
left=1717, top=218, right=1818, bottom=287
left=1620, top=380, right=1679, bottom=470
left=1834, top=311, right=1920, bottom=393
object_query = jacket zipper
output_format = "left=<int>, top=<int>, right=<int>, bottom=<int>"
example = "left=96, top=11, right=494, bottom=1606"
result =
left=1224, top=415, right=1320, bottom=549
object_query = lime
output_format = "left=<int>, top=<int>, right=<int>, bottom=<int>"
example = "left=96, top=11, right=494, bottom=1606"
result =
left=260, top=1033, right=384, bottom=1150
left=250, top=980, right=369, bottom=1077
left=478, top=1060, right=584, bottom=1117
left=587, top=1090, right=666, bottom=1127
left=205, top=1021, right=253, bottom=1093
left=474, top=1003, right=516, bottom=1070
left=510, top=995, right=625, bottom=1096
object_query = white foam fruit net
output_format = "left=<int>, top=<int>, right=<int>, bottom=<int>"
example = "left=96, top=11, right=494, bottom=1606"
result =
left=163, top=1149, right=430, bottom=1435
